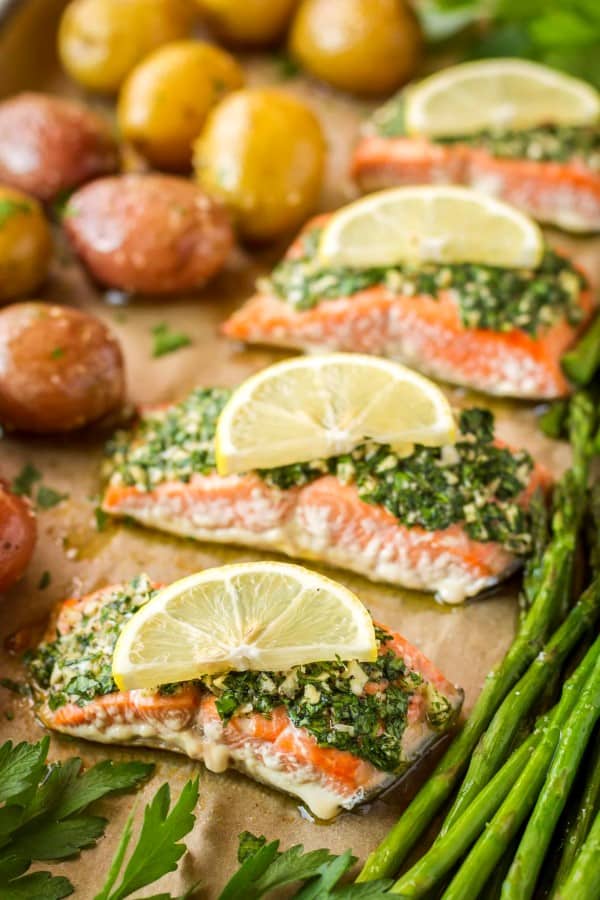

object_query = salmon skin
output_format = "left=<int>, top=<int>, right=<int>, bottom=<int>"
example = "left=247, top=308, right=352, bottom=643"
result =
left=102, top=391, right=550, bottom=604
left=351, top=130, right=600, bottom=234
left=25, top=575, right=464, bottom=819
left=223, top=217, right=595, bottom=400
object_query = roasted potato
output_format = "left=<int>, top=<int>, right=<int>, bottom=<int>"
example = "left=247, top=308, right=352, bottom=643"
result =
left=0, top=93, right=118, bottom=202
left=0, top=187, right=52, bottom=303
left=0, top=482, right=36, bottom=593
left=58, top=0, right=194, bottom=94
left=193, top=88, right=325, bottom=241
left=0, top=302, right=125, bottom=433
left=197, top=0, right=297, bottom=47
left=64, top=175, right=233, bottom=293
left=289, top=0, right=422, bottom=96
left=118, top=40, right=244, bottom=170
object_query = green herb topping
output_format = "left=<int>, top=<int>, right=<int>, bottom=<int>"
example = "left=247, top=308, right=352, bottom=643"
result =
left=26, top=582, right=457, bottom=774
left=263, top=227, right=585, bottom=336
left=370, top=96, right=600, bottom=170
left=263, top=408, right=535, bottom=554
left=104, top=392, right=535, bottom=554
left=26, top=575, right=157, bottom=711
left=0, top=197, right=32, bottom=228
left=105, top=388, right=230, bottom=489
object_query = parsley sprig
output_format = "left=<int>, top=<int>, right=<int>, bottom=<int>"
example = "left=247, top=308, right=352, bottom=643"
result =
left=218, top=832, right=392, bottom=899
left=94, top=778, right=199, bottom=900
left=0, top=738, right=153, bottom=898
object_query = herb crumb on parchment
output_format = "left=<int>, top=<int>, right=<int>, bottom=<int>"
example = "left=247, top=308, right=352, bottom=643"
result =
left=151, top=322, right=192, bottom=357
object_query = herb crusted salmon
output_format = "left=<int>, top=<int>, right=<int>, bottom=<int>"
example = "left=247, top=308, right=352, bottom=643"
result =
left=102, top=390, right=550, bottom=603
left=222, top=217, right=595, bottom=399
left=25, top=574, right=464, bottom=819
left=352, top=110, right=600, bottom=234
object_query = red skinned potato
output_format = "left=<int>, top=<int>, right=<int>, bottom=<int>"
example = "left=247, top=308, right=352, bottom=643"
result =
left=0, top=93, right=118, bottom=202
left=0, top=482, right=36, bottom=593
left=64, top=175, right=233, bottom=293
left=0, top=302, right=125, bottom=433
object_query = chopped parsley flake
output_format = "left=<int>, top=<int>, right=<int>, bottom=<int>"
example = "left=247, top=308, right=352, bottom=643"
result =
left=11, top=463, right=42, bottom=496
left=36, top=485, right=69, bottom=509
left=38, top=570, right=51, bottom=590
left=0, top=197, right=32, bottom=228
left=264, top=227, right=585, bottom=336
left=26, top=584, right=457, bottom=773
left=151, top=322, right=192, bottom=358
left=104, top=390, right=535, bottom=554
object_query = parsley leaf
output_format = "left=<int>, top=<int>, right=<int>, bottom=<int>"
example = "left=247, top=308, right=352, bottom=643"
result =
left=94, top=778, right=199, bottom=900
left=0, top=738, right=154, bottom=898
left=94, top=507, right=109, bottom=532
left=38, top=571, right=52, bottom=590
left=54, top=760, right=154, bottom=819
left=151, top=323, right=192, bottom=358
left=220, top=834, right=392, bottom=899
left=11, top=464, right=41, bottom=497
left=36, top=486, right=69, bottom=510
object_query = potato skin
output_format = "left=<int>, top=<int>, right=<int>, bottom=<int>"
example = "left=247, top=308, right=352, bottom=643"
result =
left=58, top=0, right=194, bottom=94
left=289, top=0, right=422, bottom=96
left=0, top=302, right=125, bottom=433
left=0, top=187, right=52, bottom=303
left=0, top=482, right=36, bottom=593
left=193, top=88, right=325, bottom=241
left=197, top=0, right=298, bottom=47
left=118, top=40, right=244, bottom=170
left=64, top=175, right=233, bottom=293
left=0, top=93, right=118, bottom=202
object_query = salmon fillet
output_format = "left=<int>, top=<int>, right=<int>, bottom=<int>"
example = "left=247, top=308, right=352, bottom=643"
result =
left=25, top=576, right=464, bottom=818
left=351, top=135, right=600, bottom=233
left=102, top=393, right=550, bottom=603
left=223, top=217, right=594, bottom=399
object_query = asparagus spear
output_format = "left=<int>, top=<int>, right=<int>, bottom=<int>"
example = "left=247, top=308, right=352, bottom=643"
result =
left=441, top=570, right=600, bottom=831
left=518, top=488, right=550, bottom=624
left=438, top=637, right=600, bottom=900
left=389, top=729, right=542, bottom=897
left=501, top=643, right=600, bottom=897
left=561, top=312, right=600, bottom=386
left=357, top=499, right=579, bottom=881
left=552, top=808, right=600, bottom=900
left=551, top=729, right=600, bottom=894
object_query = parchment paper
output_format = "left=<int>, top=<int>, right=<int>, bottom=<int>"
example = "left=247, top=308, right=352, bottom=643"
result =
left=0, top=2, right=598, bottom=896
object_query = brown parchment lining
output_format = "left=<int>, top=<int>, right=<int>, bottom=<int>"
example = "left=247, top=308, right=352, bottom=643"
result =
left=0, top=2, right=598, bottom=896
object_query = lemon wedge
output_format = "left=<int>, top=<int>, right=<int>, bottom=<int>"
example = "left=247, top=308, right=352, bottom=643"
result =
left=214, top=353, right=455, bottom=475
left=317, top=185, right=544, bottom=271
left=404, top=58, right=599, bottom=138
left=112, top=562, right=377, bottom=690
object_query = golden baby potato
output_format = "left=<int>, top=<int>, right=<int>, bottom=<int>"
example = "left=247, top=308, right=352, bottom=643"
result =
left=193, top=88, right=325, bottom=241
left=0, top=187, right=52, bottom=303
left=118, top=41, right=244, bottom=170
left=289, top=0, right=422, bottom=96
left=58, top=0, right=194, bottom=94
left=197, top=0, right=297, bottom=47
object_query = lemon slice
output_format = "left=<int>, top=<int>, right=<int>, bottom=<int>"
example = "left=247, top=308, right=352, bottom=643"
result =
left=112, top=562, right=377, bottom=690
left=215, top=353, right=455, bottom=475
left=404, top=58, right=599, bottom=138
left=317, top=185, right=543, bottom=270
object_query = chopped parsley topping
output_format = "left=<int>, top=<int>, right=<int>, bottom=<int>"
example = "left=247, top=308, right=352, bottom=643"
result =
left=437, top=124, right=600, bottom=170
left=204, top=625, right=456, bottom=773
left=105, top=387, right=230, bottom=489
left=26, top=585, right=458, bottom=773
left=369, top=95, right=600, bottom=171
left=263, top=408, right=535, bottom=554
left=263, top=227, right=585, bottom=336
left=104, top=391, right=535, bottom=554
left=26, top=574, right=157, bottom=711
